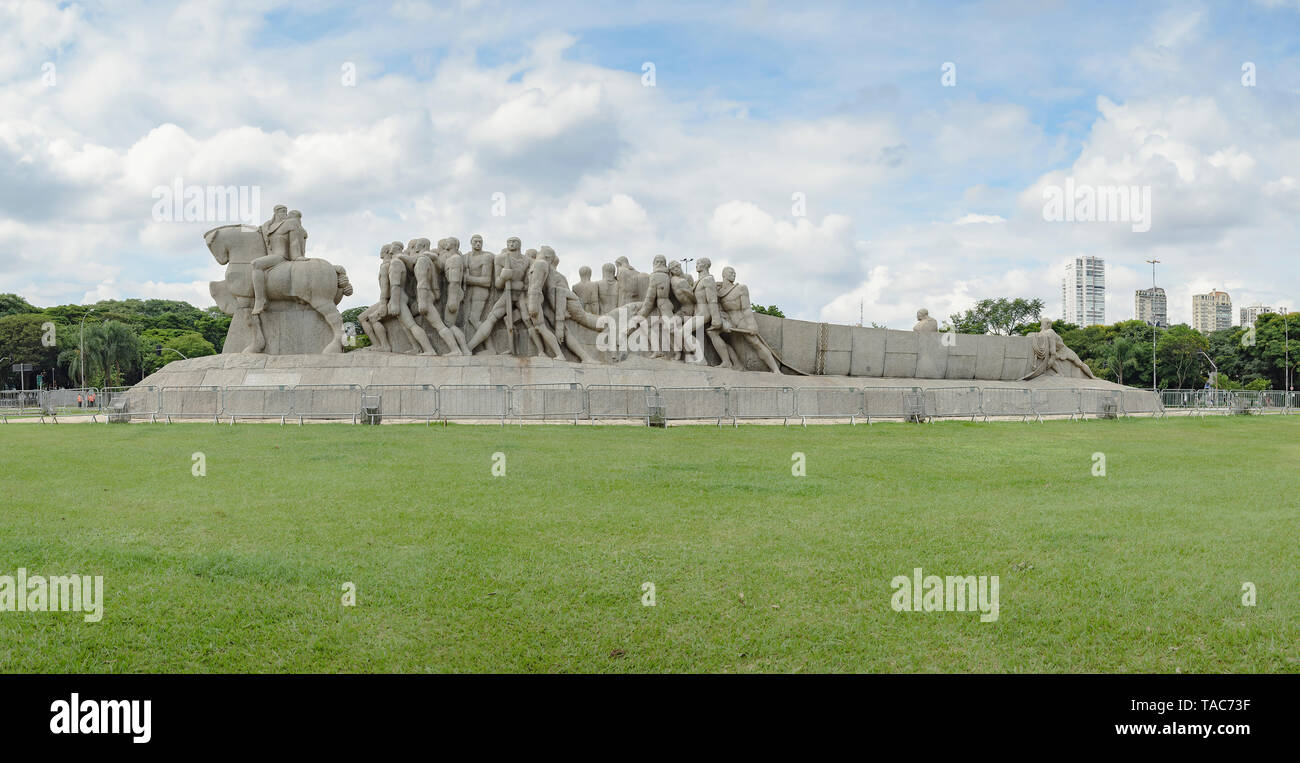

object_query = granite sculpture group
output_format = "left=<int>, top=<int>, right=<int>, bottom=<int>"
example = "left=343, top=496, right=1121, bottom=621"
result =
left=203, top=207, right=1096, bottom=382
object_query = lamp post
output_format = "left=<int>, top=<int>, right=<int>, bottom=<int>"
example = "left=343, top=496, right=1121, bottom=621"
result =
left=1283, top=306, right=1290, bottom=393
left=1199, top=351, right=1219, bottom=398
left=157, top=347, right=189, bottom=361
left=1145, top=259, right=1160, bottom=392
left=79, top=307, right=96, bottom=390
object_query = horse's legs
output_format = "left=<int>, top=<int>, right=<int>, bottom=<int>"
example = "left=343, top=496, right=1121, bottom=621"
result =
left=237, top=297, right=266, bottom=353
left=311, top=300, right=345, bottom=353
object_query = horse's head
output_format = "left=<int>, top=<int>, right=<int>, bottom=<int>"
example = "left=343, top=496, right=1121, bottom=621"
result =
left=204, top=227, right=230, bottom=265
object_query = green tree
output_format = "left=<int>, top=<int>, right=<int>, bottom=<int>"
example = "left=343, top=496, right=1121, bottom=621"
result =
left=0, top=313, right=62, bottom=388
left=950, top=298, right=1044, bottom=335
left=1101, top=336, right=1140, bottom=386
left=1156, top=324, right=1209, bottom=389
left=0, top=293, right=39, bottom=318
left=751, top=304, right=785, bottom=318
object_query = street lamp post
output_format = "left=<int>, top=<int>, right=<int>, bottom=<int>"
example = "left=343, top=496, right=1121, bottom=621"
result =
left=1145, top=259, right=1160, bottom=393
left=79, top=307, right=96, bottom=390
left=158, top=347, right=189, bottom=361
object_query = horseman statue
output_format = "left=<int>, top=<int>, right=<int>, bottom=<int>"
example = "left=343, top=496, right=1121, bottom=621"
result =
left=206, top=206, right=353, bottom=354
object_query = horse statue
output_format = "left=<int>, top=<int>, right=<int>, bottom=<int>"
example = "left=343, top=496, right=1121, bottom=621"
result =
left=205, top=224, right=353, bottom=354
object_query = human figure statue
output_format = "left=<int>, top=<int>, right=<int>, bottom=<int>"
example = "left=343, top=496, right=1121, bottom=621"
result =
left=1021, top=317, right=1098, bottom=380
left=413, top=241, right=469, bottom=355
left=596, top=263, right=619, bottom=314
left=542, top=248, right=602, bottom=363
left=667, top=260, right=695, bottom=317
left=572, top=266, right=600, bottom=314
left=632, top=255, right=675, bottom=359
left=357, top=244, right=394, bottom=351
left=252, top=204, right=307, bottom=314
left=441, top=236, right=467, bottom=331
left=716, top=266, right=780, bottom=374
left=386, top=241, right=437, bottom=355
left=524, top=249, right=565, bottom=359
left=615, top=256, right=648, bottom=307
left=463, top=234, right=496, bottom=354
left=681, top=257, right=733, bottom=367
left=465, top=236, right=530, bottom=355
left=913, top=308, right=939, bottom=332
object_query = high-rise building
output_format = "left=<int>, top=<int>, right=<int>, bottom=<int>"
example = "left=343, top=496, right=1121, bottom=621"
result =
left=1192, top=290, right=1232, bottom=334
left=1239, top=304, right=1274, bottom=327
left=1062, top=256, right=1105, bottom=326
left=1135, top=287, right=1167, bottom=327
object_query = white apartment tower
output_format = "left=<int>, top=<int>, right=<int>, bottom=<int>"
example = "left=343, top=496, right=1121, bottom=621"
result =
left=1192, top=291, right=1232, bottom=334
left=1239, top=304, right=1274, bottom=327
left=1062, top=256, right=1105, bottom=326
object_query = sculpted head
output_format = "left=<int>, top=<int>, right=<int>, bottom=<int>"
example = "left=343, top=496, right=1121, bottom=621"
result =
left=541, top=246, right=558, bottom=266
left=696, top=256, right=711, bottom=274
left=380, top=243, right=392, bottom=259
left=615, top=256, right=632, bottom=271
left=722, top=266, right=736, bottom=283
left=289, top=209, right=302, bottom=220
left=602, top=263, right=616, bottom=281
left=470, top=235, right=483, bottom=251
left=390, top=241, right=404, bottom=254
left=1040, top=317, right=1053, bottom=331
left=507, top=237, right=521, bottom=253
left=272, top=204, right=287, bottom=221
left=917, top=308, right=929, bottom=321
left=526, top=248, right=538, bottom=260
left=579, top=266, right=592, bottom=281
left=446, top=236, right=460, bottom=252
left=668, top=260, right=683, bottom=277
left=408, top=238, right=423, bottom=253
left=652, top=254, right=667, bottom=271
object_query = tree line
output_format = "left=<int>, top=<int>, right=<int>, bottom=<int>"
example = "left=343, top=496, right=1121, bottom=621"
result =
left=947, top=297, right=1296, bottom=390
left=0, top=293, right=229, bottom=389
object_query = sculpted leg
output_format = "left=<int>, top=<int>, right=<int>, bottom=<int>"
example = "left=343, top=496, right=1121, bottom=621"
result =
left=708, top=329, right=733, bottom=368
left=238, top=297, right=266, bottom=353
left=744, top=334, right=779, bottom=373
left=466, top=297, right=507, bottom=351
left=313, top=300, right=345, bottom=353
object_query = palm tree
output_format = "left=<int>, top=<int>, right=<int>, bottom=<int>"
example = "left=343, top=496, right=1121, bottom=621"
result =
left=1103, top=336, right=1140, bottom=386
left=76, top=321, right=141, bottom=387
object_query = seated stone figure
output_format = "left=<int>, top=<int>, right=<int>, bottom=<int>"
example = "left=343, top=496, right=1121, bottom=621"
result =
left=1021, top=317, right=1098, bottom=380
left=913, top=308, right=939, bottom=332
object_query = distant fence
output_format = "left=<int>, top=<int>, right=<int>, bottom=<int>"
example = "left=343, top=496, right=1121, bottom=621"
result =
left=9, top=383, right=1299, bottom=425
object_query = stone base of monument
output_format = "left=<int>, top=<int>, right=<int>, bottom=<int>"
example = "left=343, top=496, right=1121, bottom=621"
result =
left=132, top=351, right=1160, bottom=421
left=223, top=302, right=336, bottom=355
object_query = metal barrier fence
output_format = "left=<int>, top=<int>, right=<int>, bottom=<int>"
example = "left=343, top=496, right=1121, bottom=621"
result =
left=864, top=386, right=922, bottom=423
left=294, top=384, right=366, bottom=423
left=438, top=384, right=509, bottom=424
left=796, top=387, right=862, bottom=425
left=157, top=386, right=222, bottom=423
left=15, top=383, right=1300, bottom=425
left=926, top=386, right=982, bottom=421
left=363, top=384, right=436, bottom=424
left=587, top=384, right=656, bottom=424
left=979, top=388, right=1034, bottom=421
left=512, top=383, right=585, bottom=424
left=727, top=386, right=796, bottom=424
left=1030, top=388, right=1079, bottom=420
left=224, top=385, right=293, bottom=424
left=657, top=386, right=727, bottom=424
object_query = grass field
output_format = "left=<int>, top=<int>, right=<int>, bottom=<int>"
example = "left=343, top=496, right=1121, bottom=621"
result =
left=0, top=417, right=1296, bottom=673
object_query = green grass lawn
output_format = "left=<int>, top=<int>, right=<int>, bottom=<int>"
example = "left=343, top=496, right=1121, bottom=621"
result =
left=0, top=417, right=1296, bottom=673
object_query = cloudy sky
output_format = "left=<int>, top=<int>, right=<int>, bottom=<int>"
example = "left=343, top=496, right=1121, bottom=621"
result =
left=2, top=0, right=1298, bottom=327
